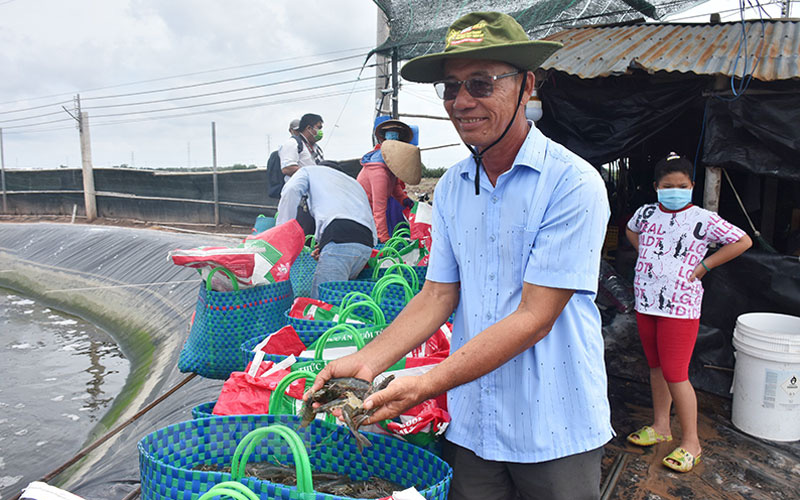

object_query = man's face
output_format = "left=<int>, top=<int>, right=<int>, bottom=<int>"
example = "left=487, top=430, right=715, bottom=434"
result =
left=441, top=59, right=525, bottom=149
left=306, top=121, right=323, bottom=142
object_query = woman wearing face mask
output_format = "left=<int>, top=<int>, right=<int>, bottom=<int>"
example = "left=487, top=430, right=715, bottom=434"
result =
left=357, top=119, right=420, bottom=242
left=624, top=153, right=752, bottom=473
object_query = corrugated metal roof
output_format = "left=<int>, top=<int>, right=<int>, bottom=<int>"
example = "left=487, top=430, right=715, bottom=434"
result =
left=541, top=20, right=800, bottom=81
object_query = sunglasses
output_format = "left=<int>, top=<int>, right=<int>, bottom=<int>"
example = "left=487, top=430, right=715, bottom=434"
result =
left=433, top=71, right=521, bottom=100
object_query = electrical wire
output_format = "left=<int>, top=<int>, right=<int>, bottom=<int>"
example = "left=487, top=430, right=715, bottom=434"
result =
left=714, top=0, right=767, bottom=102
left=665, top=1, right=781, bottom=22
left=90, top=76, right=380, bottom=119
left=1, top=76, right=378, bottom=130
left=2, top=85, right=377, bottom=135
left=90, top=86, right=376, bottom=129
left=80, top=65, right=377, bottom=111
left=81, top=53, right=369, bottom=101
left=0, top=46, right=370, bottom=109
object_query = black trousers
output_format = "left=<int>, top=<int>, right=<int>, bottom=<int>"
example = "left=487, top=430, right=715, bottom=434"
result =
left=441, top=440, right=603, bottom=500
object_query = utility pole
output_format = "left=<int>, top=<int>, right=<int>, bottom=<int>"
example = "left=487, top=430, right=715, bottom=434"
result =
left=375, top=8, right=392, bottom=120
left=187, top=142, right=191, bottom=167
left=391, top=47, right=399, bottom=119
left=65, top=94, right=97, bottom=221
left=211, top=122, right=219, bottom=227
left=0, top=127, right=7, bottom=213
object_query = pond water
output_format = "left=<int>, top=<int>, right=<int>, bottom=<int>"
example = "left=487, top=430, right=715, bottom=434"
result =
left=0, top=288, right=129, bottom=499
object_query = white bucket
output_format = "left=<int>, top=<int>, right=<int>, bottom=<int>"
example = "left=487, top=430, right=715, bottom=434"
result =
left=731, top=312, right=800, bottom=441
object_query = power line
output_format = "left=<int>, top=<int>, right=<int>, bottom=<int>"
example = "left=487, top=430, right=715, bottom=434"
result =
left=90, top=76, right=380, bottom=119
left=2, top=78, right=380, bottom=131
left=81, top=65, right=376, bottom=111
left=2, top=85, right=377, bottom=135
left=90, top=87, right=377, bottom=129
left=0, top=65, right=377, bottom=125
left=82, top=53, right=369, bottom=101
left=0, top=45, right=371, bottom=108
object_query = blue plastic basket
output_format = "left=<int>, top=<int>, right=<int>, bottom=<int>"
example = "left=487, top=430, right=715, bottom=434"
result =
left=179, top=271, right=293, bottom=380
left=138, top=414, right=452, bottom=500
left=357, top=264, right=427, bottom=283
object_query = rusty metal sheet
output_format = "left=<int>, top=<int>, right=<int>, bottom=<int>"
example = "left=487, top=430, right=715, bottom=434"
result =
left=541, top=20, right=800, bottom=81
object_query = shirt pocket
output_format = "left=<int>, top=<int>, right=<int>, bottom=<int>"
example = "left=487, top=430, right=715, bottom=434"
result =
left=504, top=224, right=538, bottom=282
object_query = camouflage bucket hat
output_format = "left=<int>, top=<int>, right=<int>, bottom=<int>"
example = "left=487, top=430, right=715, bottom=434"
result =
left=400, top=11, right=562, bottom=83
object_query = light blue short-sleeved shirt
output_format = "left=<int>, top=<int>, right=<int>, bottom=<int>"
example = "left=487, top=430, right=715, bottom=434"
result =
left=427, top=124, right=614, bottom=463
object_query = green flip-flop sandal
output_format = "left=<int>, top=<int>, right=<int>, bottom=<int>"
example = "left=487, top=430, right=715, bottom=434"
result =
left=626, top=425, right=673, bottom=447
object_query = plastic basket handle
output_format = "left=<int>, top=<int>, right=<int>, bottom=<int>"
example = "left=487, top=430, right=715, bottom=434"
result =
left=374, top=246, right=402, bottom=261
left=340, top=291, right=375, bottom=311
left=205, top=266, right=240, bottom=292
left=231, top=424, right=313, bottom=493
left=314, top=324, right=366, bottom=360
left=268, top=371, right=315, bottom=415
left=383, top=263, right=420, bottom=292
left=372, top=274, right=414, bottom=305
left=392, top=225, right=411, bottom=238
left=337, top=299, right=386, bottom=326
left=371, top=255, right=402, bottom=280
left=384, top=235, right=410, bottom=249
left=305, top=234, right=316, bottom=247
left=268, top=371, right=336, bottom=423
left=197, top=482, right=260, bottom=500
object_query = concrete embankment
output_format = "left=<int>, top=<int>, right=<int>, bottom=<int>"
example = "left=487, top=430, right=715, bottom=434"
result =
left=0, top=223, right=237, bottom=499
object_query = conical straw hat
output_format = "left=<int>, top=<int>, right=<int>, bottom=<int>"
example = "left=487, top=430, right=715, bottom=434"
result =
left=381, top=140, right=422, bottom=185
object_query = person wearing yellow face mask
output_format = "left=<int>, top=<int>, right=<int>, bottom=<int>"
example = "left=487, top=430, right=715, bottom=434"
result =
left=278, top=113, right=325, bottom=178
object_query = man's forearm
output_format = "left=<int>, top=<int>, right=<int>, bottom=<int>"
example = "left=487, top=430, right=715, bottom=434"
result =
left=421, top=284, right=573, bottom=399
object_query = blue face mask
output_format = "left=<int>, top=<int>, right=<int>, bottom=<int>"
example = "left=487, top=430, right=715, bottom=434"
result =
left=657, top=188, right=692, bottom=210
left=384, top=130, right=400, bottom=141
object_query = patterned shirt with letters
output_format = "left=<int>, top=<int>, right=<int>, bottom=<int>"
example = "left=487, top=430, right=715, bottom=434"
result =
left=627, top=204, right=745, bottom=319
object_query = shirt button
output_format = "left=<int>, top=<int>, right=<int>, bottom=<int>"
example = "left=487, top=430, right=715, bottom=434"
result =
left=489, top=273, right=495, bottom=280
left=485, top=312, right=491, bottom=319
left=491, top=196, right=498, bottom=204
left=489, top=235, right=496, bottom=242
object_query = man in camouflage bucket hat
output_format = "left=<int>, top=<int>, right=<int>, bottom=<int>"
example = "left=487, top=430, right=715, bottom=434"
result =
left=308, top=12, right=613, bottom=499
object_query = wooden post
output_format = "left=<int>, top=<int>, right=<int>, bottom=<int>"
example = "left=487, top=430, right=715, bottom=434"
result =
left=79, top=111, right=97, bottom=221
left=0, top=127, right=7, bottom=213
left=211, top=121, right=219, bottom=227
left=703, top=166, right=721, bottom=212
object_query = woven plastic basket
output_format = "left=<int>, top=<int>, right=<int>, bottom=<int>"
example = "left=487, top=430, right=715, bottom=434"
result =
left=179, top=270, right=293, bottom=380
left=289, top=236, right=317, bottom=298
left=357, top=264, right=427, bottom=284
left=284, top=295, right=387, bottom=345
left=138, top=414, right=452, bottom=500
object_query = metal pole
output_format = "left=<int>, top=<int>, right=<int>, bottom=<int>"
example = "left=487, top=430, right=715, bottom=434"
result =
left=0, top=127, right=7, bottom=213
left=391, top=47, right=399, bottom=119
left=211, top=122, right=219, bottom=227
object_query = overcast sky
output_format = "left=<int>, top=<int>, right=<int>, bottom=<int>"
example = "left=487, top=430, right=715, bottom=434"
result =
left=0, top=0, right=788, bottom=171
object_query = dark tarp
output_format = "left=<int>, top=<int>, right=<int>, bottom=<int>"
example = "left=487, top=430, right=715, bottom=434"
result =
left=689, top=250, right=799, bottom=397
left=373, top=0, right=702, bottom=60
left=537, top=73, right=705, bottom=166
left=703, top=92, right=800, bottom=181
left=603, top=249, right=800, bottom=398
